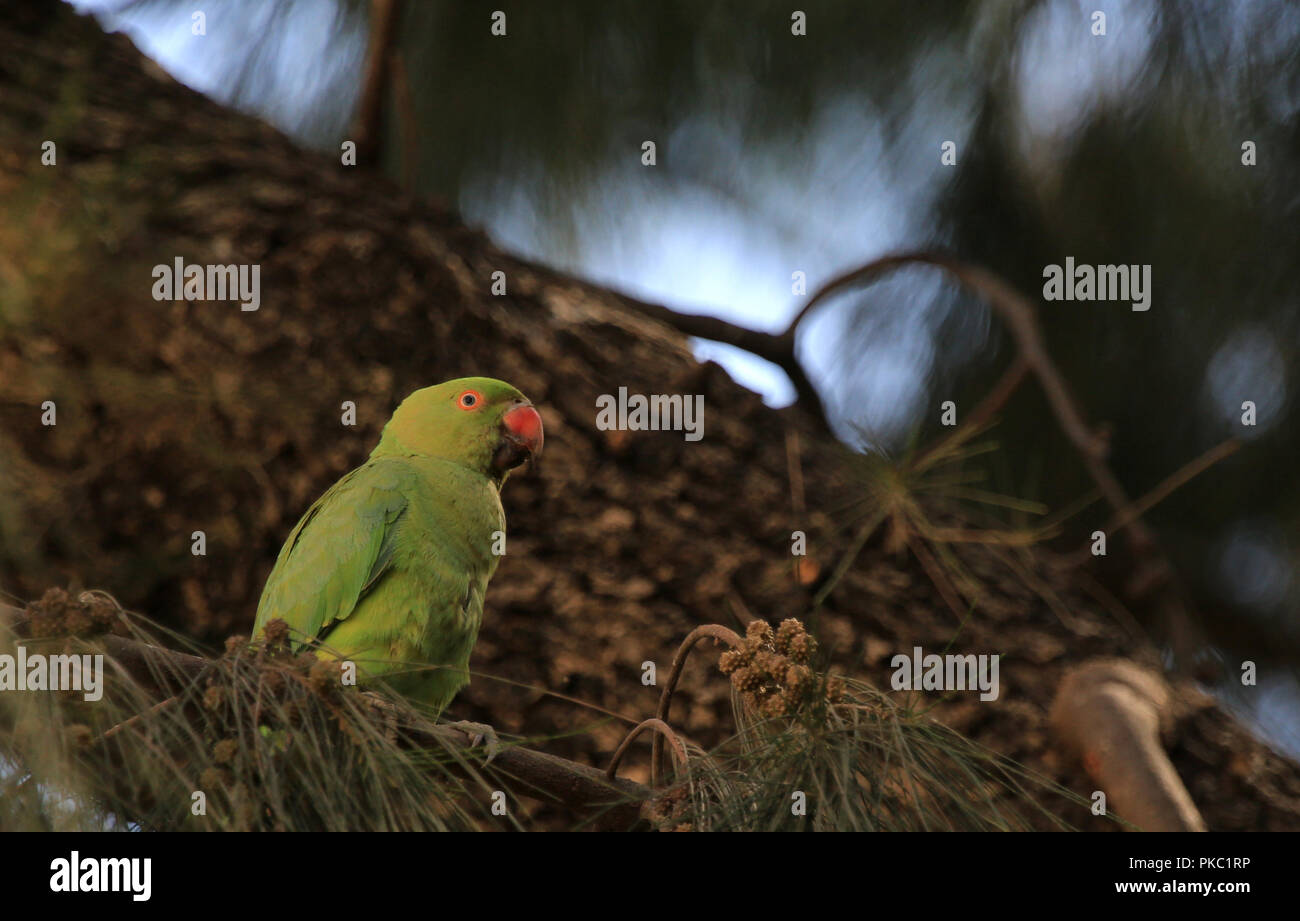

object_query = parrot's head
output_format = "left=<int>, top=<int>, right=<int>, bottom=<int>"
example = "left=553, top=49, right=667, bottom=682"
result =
left=372, top=377, right=543, bottom=483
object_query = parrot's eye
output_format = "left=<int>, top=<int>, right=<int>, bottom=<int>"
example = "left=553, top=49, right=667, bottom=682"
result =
left=457, top=390, right=483, bottom=410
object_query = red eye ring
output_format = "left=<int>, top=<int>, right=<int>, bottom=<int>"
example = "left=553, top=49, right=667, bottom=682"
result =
left=457, top=389, right=484, bottom=410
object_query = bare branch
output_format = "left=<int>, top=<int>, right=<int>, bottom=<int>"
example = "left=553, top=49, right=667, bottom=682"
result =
left=350, top=0, right=403, bottom=169
left=606, top=718, right=688, bottom=781
left=1050, top=659, right=1206, bottom=831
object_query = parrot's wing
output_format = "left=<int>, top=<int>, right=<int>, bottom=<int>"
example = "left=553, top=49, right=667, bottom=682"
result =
left=253, top=460, right=410, bottom=648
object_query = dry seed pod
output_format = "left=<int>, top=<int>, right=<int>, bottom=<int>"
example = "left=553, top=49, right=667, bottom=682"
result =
left=826, top=677, right=845, bottom=702
left=212, top=738, right=239, bottom=764
left=774, top=618, right=804, bottom=654
left=64, top=724, right=93, bottom=750
left=62, top=605, right=94, bottom=636
left=785, top=663, right=812, bottom=693
left=752, top=651, right=787, bottom=680
left=779, top=686, right=804, bottom=711
left=732, top=666, right=764, bottom=693
left=788, top=633, right=817, bottom=664
left=308, top=659, right=341, bottom=694
left=261, top=669, right=286, bottom=694
left=199, top=767, right=229, bottom=791
left=86, top=596, right=120, bottom=626
left=202, top=685, right=225, bottom=712
left=261, top=618, right=290, bottom=647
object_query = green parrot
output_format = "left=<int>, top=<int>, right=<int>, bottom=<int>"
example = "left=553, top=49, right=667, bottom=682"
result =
left=252, top=377, right=543, bottom=715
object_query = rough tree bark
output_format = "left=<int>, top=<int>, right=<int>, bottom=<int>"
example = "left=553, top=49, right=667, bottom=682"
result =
left=1, top=2, right=1298, bottom=829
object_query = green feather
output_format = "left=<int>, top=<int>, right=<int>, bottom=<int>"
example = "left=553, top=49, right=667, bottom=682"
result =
left=252, top=378, right=534, bottom=714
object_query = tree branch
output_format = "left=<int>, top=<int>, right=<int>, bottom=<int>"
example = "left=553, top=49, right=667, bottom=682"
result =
left=350, top=0, right=403, bottom=169
left=0, top=604, right=650, bottom=829
left=650, top=624, right=742, bottom=786
left=1050, top=659, right=1206, bottom=831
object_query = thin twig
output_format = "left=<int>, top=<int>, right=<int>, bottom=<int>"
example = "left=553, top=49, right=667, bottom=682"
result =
left=811, top=507, right=889, bottom=608
left=911, top=355, right=1030, bottom=472
left=606, top=718, right=688, bottom=782
left=1059, top=438, right=1241, bottom=571
left=906, top=531, right=969, bottom=622
left=94, top=696, right=179, bottom=746
left=1102, top=439, right=1240, bottom=544
left=785, top=425, right=807, bottom=523
left=651, top=624, right=743, bottom=786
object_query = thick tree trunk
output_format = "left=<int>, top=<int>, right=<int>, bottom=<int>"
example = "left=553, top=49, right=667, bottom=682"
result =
left=1, top=2, right=1298, bottom=829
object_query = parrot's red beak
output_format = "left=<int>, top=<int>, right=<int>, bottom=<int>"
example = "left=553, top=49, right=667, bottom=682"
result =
left=493, top=403, right=543, bottom=475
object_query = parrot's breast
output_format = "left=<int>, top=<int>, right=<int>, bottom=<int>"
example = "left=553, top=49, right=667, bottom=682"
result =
left=312, top=455, right=504, bottom=712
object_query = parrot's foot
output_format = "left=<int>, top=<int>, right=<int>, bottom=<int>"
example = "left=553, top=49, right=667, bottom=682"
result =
left=447, top=720, right=501, bottom=764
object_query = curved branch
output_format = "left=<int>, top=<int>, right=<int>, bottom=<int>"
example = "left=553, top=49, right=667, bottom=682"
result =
left=627, top=250, right=1163, bottom=551
left=617, top=249, right=1109, bottom=461
left=787, top=250, right=1108, bottom=460
left=650, top=624, right=743, bottom=786
left=606, top=718, right=688, bottom=782
left=621, top=249, right=1200, bottom=638
left=1050, top=659, right=1205, bottom=831
left=612, top=292, right=827, bottom=430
